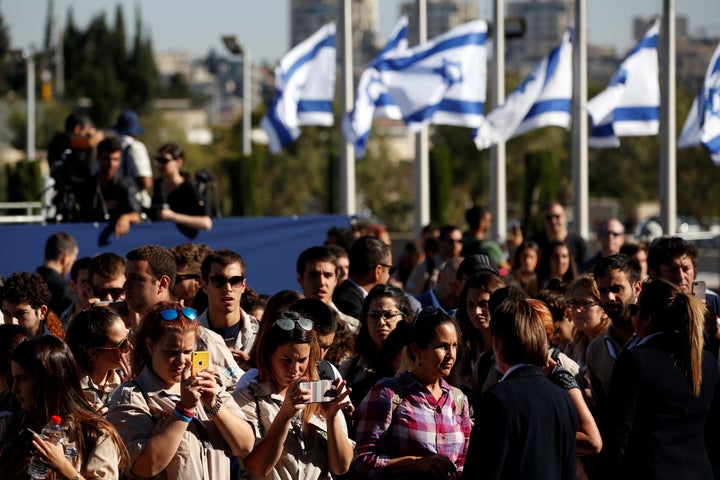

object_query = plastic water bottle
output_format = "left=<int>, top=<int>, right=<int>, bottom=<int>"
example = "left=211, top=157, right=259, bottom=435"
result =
left=27, top=415, right=65, bottom=480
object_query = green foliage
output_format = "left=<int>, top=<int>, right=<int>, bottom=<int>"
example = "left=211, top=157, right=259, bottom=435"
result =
left=429, top=146, right=453, bottom=224
left=5, top=160, right=43, bottom=202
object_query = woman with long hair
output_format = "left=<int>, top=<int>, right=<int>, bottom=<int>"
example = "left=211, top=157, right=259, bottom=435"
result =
left=232, top=310, right=354, bottom=480
left=340, top=284, right=412, bottom=407
left=607, top=279, right=720, bottom=479
left=451, top=272, right=505, bottom=396
left=351, top=307, right=471, bottom=480
left=66, top=305, right=131, bottom=413
left=539, top=241, right=578, bottom=288
left=565, top=275, right=611, bottom=371
left=2, top=336, right=128, bottom=479
left=107, top=302, right=254, bottom=480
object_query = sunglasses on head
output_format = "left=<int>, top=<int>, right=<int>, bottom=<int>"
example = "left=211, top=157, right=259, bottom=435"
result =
left=274, top=317, right=314, bottom=331
left=208, top=275, right=245, bottom=289
left=92, top=286, right=125, bottom=300
left=160, top=307, right=198, bottom=321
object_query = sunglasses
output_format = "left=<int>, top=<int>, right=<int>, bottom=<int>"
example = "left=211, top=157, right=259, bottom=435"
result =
left=208, top=275, right=245, bottom=289
left=368, top=309, right=405, bottom=322
left=274, top=317, right=314, bottom=331
left=95, top=336, right=132, bottom=354
left=92, top=286, right=125, bottom=300
left=160, top=307, right=198, bottom=321
left=154, top=156, right=175, bottom=165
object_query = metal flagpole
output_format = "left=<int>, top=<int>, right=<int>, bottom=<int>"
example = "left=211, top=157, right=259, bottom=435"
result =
left=340, top=0, right=357, bottom=215
left=572, top=0, right=589, bottom=240
left=490, top=0, right=507, bottom=242
left=414, top=0, right=430, bottom=238
left=660, top=0, right=676, bottom=235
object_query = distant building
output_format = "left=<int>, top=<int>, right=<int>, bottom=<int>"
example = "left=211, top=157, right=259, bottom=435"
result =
left=290, top=0, right=380, bottom=68
left=399, top=0, right=479, bottom=45
left=506, top=0, right=573, bottom=72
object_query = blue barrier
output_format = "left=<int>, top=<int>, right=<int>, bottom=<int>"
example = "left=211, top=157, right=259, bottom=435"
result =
left=0, top=215, right=352, bottom=296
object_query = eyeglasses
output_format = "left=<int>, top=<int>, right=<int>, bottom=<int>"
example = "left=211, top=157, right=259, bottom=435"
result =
left=208, top=275, right=245, bottom=289
left=368, top=310, right=405, bottom=322
left=176, top=273, right=200, bottom=282
left=160, top=307, right=198, bottom=321
left=95, top=336, right=132, bottom=354
left=568, top=300, right=599, bottom=310
left=600, top=229, right=624, bottom=238
left=92, top=286, right=125, bottom=300
left=154, top=156, right=175, bottom=165
left=274, top=317, right=314, bottom=331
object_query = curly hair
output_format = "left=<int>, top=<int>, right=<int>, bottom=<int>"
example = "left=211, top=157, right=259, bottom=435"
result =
left=1, top=272, right=51, bottom=309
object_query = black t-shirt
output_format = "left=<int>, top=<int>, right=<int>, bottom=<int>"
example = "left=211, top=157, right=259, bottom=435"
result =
left=209, top=321, right=242, bottom=348
left=151, top=178, right=207, bottom=217
left=72, top=175, right=141, bottom=222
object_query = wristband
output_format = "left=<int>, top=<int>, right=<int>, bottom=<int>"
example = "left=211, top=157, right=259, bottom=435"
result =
left=172, top=408, right=193, bottom=423
left=208, top=395, right=223, bottom=415
left=175, top=401, right=195, bottom=418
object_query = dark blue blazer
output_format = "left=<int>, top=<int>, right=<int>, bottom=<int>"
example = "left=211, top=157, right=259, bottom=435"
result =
left=607, top=332, right=720, bottom=480
left=463, top=365, right=577, bottom=480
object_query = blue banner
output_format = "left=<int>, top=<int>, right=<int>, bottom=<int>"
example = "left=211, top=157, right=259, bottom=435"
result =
left=0, top=215, right=351, bottom=296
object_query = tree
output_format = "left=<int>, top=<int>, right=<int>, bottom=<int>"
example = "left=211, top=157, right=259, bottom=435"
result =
left=0, top=0, right=10, bottom=94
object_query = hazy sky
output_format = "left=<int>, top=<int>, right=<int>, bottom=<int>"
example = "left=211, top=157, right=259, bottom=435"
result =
left=3, top=0, right=719, bottom=64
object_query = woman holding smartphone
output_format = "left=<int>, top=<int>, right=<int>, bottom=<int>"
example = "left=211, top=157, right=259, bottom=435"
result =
left=66, top=305, right=131, bottom=413
left=106, top=302, right=254, bottom=480
left=233, top=310, right=354, bottom=480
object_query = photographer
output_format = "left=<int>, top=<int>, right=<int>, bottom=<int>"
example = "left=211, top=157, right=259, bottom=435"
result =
left=47, top=113, right=103, bottom=221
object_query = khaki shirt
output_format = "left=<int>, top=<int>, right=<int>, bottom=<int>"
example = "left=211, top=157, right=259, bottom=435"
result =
left=197, top=309, right=259, bottom=354
left=65, top=429, right=122, bottom=479
left=586, top=325, right=635, bottom=409
left=196, top=325, right=244, bottom=390
left=107, top=367, right=246, bottom=480
left=233, top=379, right=354, bottom=480
left=80, top=370, right=122, bottom=406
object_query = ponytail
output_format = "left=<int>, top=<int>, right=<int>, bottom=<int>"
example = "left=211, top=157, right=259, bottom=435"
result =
left=671, top=293, right=705, bottom=397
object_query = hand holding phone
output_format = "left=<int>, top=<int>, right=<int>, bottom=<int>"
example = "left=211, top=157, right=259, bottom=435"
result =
left=192, top=351, right=210, bottom=376
left=693, top=281, right=707, bottom=302
left=298, top=379, right=338, bottom=403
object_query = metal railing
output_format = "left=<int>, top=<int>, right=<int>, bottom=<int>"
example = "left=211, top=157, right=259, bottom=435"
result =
left=0, top=201, right=46, bottom=224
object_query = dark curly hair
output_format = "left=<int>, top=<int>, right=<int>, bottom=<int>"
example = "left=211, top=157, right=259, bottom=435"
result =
left=0, top=272, right=51, bottom=308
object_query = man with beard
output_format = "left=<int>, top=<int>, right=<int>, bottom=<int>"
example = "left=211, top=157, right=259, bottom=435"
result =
left=587, top=254, right=642, bottom=410
left=584, top=254, right=642, bottom=480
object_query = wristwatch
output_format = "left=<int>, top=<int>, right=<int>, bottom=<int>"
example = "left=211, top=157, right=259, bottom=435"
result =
left=209, top=395, right=223, bottom=415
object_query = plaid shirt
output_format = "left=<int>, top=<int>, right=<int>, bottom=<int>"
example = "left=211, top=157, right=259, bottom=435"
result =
left=352, top=371, right=471, bottom=478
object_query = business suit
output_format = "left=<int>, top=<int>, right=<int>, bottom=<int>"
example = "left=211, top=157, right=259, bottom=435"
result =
left=463, top=365, right=577, bottom=480
left=332, top=279, right=365, bottom=320
left=607, top=332, right=720, bottom=480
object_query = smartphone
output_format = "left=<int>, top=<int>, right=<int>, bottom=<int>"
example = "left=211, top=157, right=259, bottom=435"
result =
left=693, top=280, right=707, bottom=301
left=298, top=379, right=337, bottom=403
left=192, top=351, right=210, bottom=376
left=95, top=300, right=128, bottom=317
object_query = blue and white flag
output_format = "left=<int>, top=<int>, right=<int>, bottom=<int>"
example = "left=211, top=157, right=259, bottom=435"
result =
left=587, top=19, right=660, bottom=148
left=341, top=16, right=408, bottom=157
left=474, top=29, right=572, bottom=150
left=372, top=20, right=487, bottom=132
left=678, top=42, right=720, bottom=165
left=261, top=23, right=336, bottom=154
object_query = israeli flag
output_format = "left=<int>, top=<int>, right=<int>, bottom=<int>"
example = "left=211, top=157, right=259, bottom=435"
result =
left=588, top=19, right=660, bottom=148
left=342, top=16, right=408, bottom=158
left=261, top=23, right=336, bottom=154
left=678, top=42, right=720, bottom=165
left=474, top=29, right=572, bottom=150
left=372, top=20, right=488, bottom=131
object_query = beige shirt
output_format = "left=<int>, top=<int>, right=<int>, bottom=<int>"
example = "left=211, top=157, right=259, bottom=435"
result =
left=80, top=370, right=122, bottom=406
left=233, top=379, right=354, bottom=480
left=196, top=325, right=245, bottom=391
left=64, top=428, right=122, bottom=479
left=197, top=309, right=259, bottom=353
left=107, top=367, right=246, bottom=480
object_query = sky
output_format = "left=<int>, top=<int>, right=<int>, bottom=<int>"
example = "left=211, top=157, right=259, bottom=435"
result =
left=3, top=0, right=719, bottom=65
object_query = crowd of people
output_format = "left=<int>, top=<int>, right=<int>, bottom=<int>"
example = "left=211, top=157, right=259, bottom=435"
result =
left=0, top=199, right=719, bottom=480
